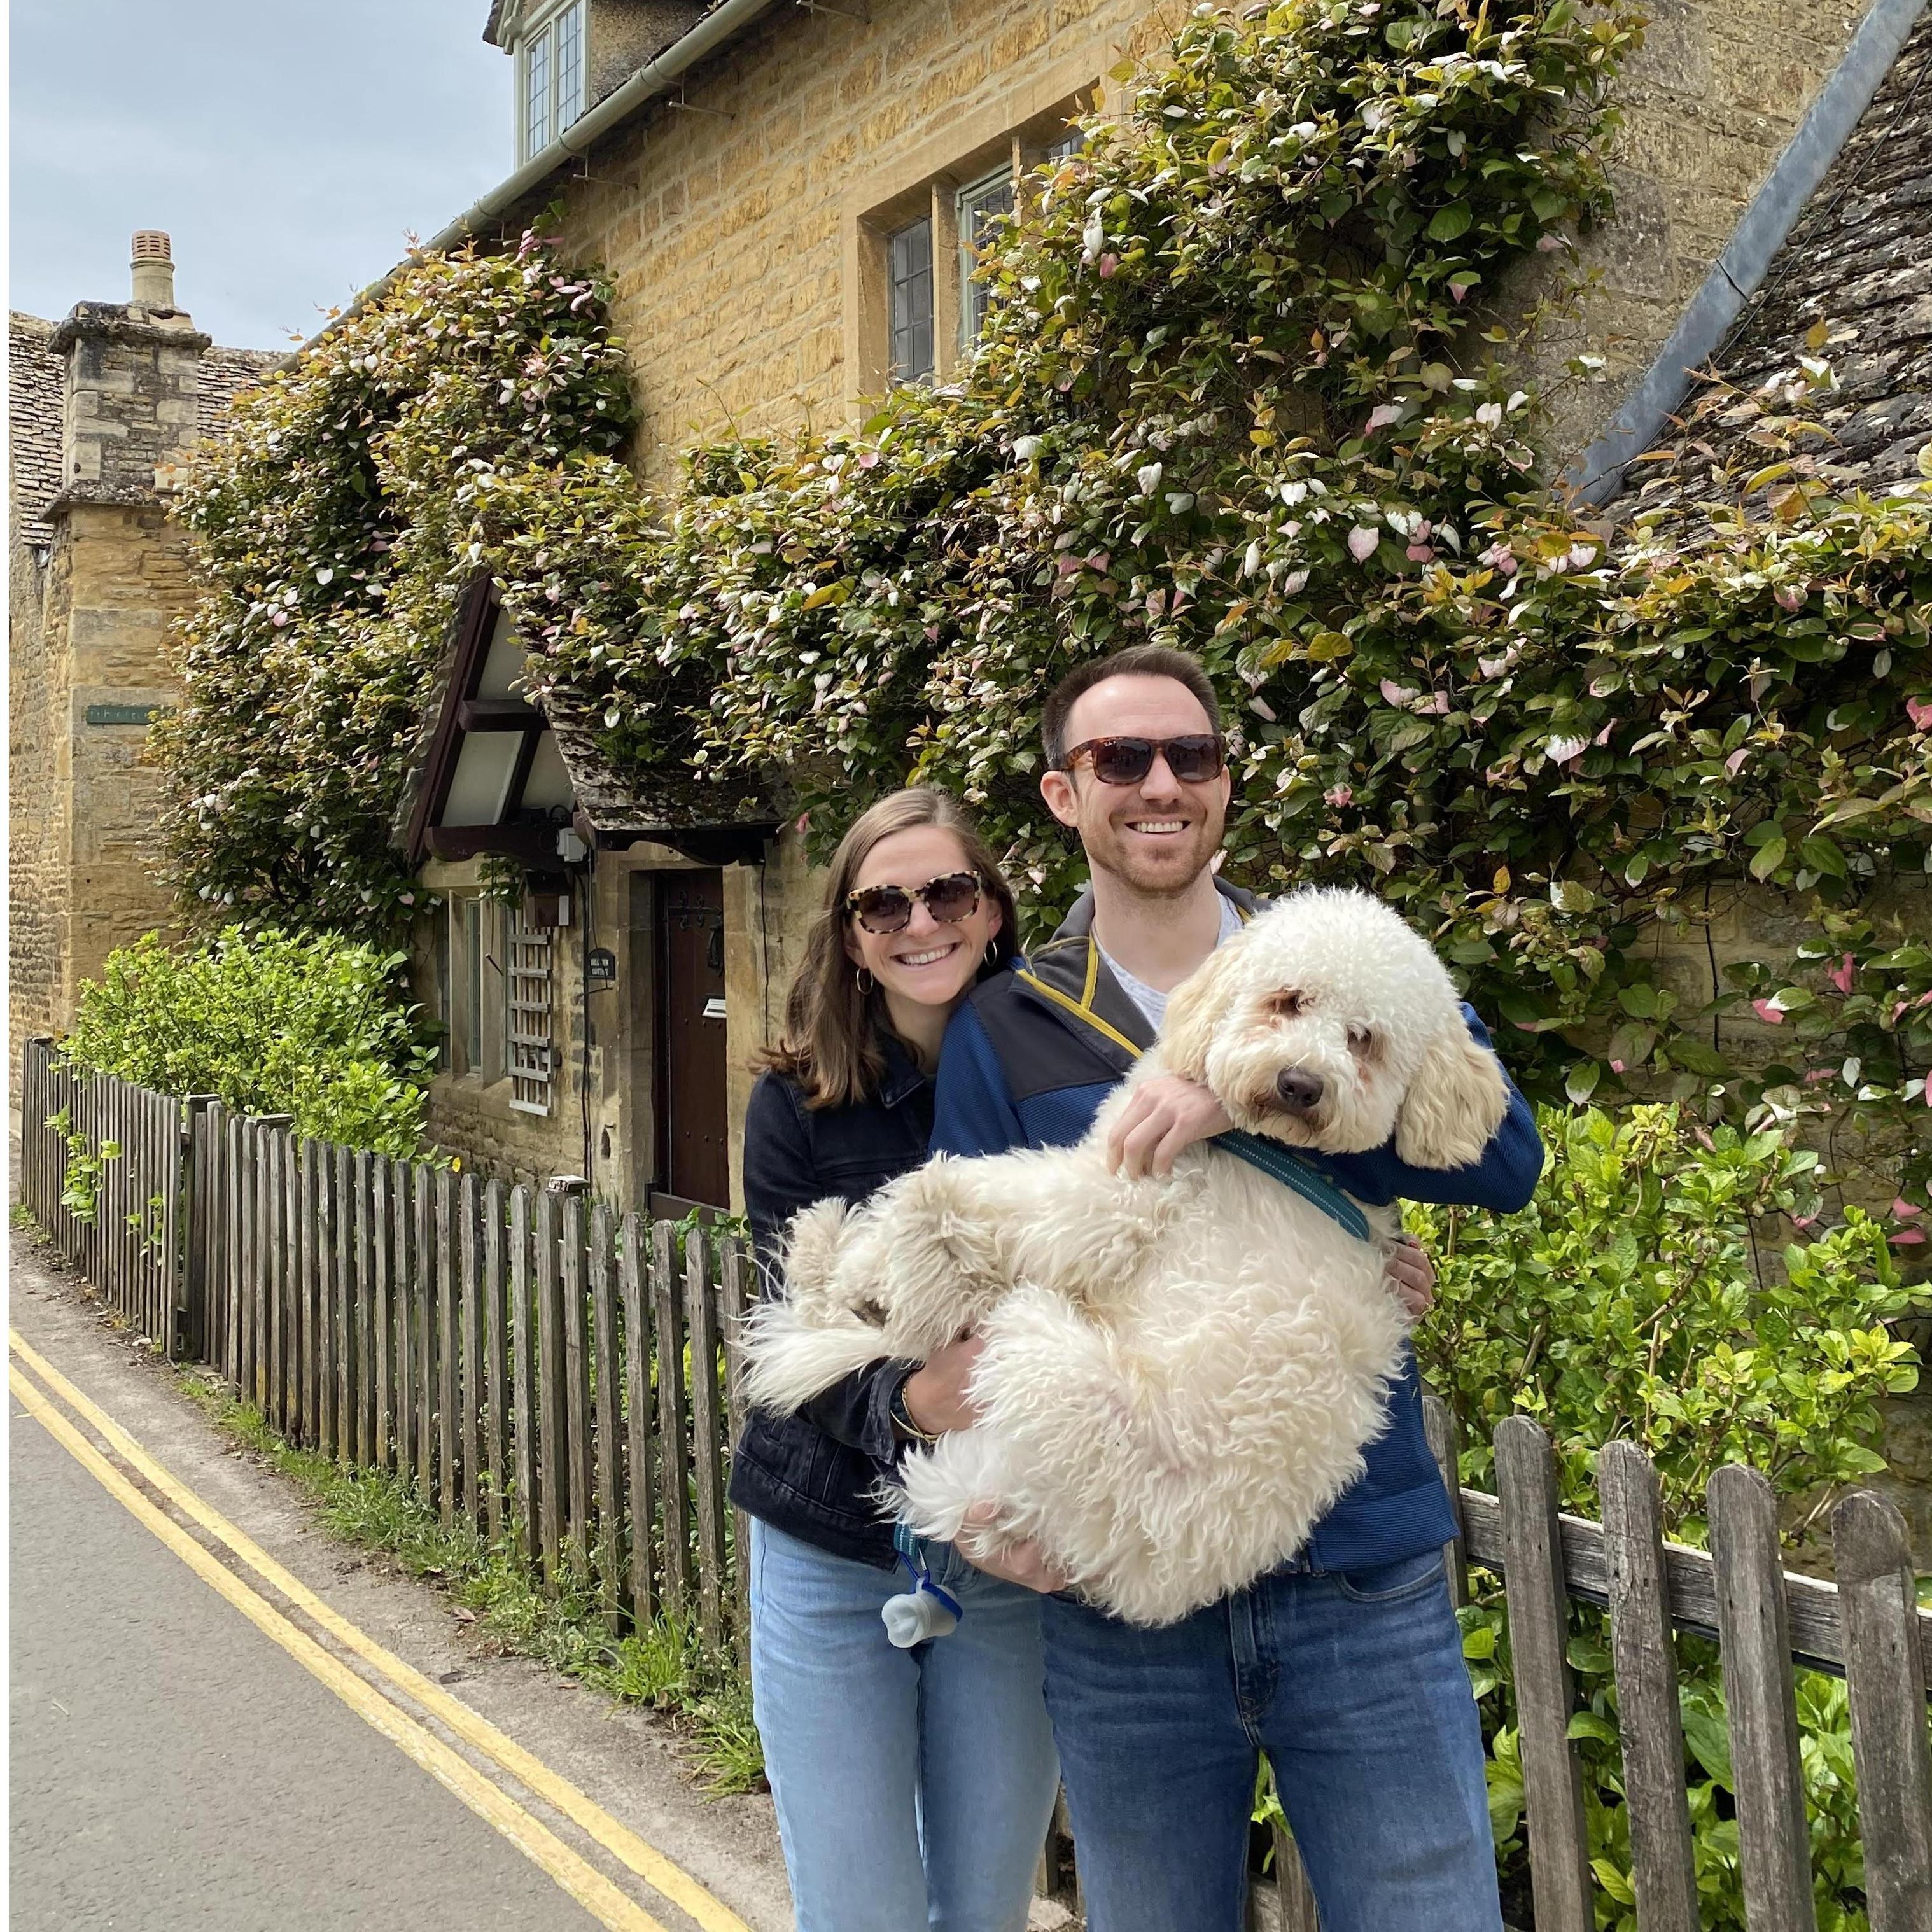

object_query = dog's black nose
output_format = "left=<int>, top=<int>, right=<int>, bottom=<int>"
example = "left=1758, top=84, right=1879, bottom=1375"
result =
left=1275, top=1068, right=1324, bottom=1111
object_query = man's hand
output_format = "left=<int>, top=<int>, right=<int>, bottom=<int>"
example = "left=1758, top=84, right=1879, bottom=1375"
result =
left=900, top=1335, right=985, bottom=1436
left=960, top=1504, right=1070, bottom=1593
left=1105, top=1073, right=1233, bottom=1180
left=1383, top=1235, right=1436, bottom=1322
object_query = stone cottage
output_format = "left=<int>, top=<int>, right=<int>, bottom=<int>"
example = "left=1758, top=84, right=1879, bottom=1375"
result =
left=381, top=0, right=1928, bottom=1218
left=9, top=237, right=278, bottom=1066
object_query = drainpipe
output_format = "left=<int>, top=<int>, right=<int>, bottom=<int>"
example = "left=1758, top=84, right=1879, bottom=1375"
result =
left=301, top=0, right=783, bottom=352
left=1567, top=0, right=1929, bottom=503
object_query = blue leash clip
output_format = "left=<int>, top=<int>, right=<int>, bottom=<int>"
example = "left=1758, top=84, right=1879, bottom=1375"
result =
left=881, top=1523, right=963, bottom=1648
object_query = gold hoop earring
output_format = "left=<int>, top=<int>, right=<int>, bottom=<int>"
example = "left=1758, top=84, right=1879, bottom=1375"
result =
left=855, top=966, right=876, bottom=995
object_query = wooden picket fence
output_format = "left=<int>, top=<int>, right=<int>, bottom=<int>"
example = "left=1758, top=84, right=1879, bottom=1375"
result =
left=18, top=1037, right=753, bottom=1652
left=18, top=1039, right=1932, bottom=1930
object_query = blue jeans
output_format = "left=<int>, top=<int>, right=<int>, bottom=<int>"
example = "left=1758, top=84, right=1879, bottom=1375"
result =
left=1042, top=1548, right=1501, bottom=1932
left=749, top=1519, right=1061, bottom=1932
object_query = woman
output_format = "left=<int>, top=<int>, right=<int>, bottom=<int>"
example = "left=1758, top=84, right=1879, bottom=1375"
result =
left=729, top=787, right=1060, bottom=1932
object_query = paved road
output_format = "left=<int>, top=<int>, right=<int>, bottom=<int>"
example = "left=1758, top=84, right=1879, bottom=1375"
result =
left=11, top=1383, right=613, bottom=1930
left=8, top=1240, right=795, bottom=1932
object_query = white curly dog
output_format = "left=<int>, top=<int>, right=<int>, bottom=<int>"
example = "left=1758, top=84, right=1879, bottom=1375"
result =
left=741, top=888, right=1508, bottom=1627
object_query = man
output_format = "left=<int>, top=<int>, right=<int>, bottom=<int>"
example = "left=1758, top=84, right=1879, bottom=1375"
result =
left=911, top=644, right=1541, bottom=1932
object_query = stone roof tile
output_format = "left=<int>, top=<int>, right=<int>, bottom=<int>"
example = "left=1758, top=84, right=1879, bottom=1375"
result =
left=1609, top=11, right=1932, bottom=531
left=8, top=313, right=64, bottom=552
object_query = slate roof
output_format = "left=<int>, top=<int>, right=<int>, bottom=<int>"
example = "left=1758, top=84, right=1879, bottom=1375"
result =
left=1607, top=10, right=1932, bottom=528
left=9, top=314, right=64, bottom=552
left=7, top=311, right=278, bottom=554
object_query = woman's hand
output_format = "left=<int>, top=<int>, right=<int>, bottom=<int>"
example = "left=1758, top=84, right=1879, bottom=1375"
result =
left=1105, top=1074, right=1233, bottom=1180
left=960, top=1504, right=1070, bottom=1593
left=1383, top=1235, right=1436, bottom=1322
left=900, top=1335, right=985, bottom=1436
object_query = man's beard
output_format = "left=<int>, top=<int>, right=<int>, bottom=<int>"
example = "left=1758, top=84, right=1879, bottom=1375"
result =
left=1088, top=812, right=1224, bottom=899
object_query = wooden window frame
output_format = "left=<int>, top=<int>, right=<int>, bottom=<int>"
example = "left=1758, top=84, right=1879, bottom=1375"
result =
left=517, top=0, right=587, bottom=164
left=843, top=65, right=1102, bottom=403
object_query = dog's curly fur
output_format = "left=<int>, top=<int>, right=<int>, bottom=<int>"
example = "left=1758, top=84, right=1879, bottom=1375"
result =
left=741, top=889, right=1508, bottom=1626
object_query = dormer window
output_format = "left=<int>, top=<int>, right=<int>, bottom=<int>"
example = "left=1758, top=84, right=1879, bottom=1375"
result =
left=518, top=0, right=586, bottom=163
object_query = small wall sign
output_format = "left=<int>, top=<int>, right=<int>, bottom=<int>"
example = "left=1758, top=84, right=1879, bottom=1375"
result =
left=85, top=703, right=164, bottom=726
left=702, top=997, right=727, bottom=1022
left=586, top=946, right=617, bottom=989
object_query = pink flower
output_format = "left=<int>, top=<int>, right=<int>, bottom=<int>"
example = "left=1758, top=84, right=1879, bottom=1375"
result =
left=857, top=450, right=879, bottom=468
left=1891, top=1198, right=1924, bottom=1220
left=1907, top=696, right=1932, bottom=732
left=1594, top=720, right=1615, bottom=746
left=1325, top=783, right=1352, bottom=808
left=1609, top=1059, right=1625, bottom=1074
left=1098, top=253, right=1119, bottom=278
left=1891, top=1229, right=1928, bottom=1245
left=1380, top=678, right=1418, bottom=706
left=1752, top=998, right=1786, bottom=1024
left=1826, top=953, right=1855, bottom=995
left=1348, top=526, right=1382, bottom=563
left=1790, top=1214, right=1819, bottom=1230
left=1406, top=543, right=1436, bottom=562
left=1726, top=746, right=1751, bottom=776
left=1774, top=585, right=1803, bottom=612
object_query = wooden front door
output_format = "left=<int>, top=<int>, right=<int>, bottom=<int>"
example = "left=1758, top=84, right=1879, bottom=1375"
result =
left=654, top=870, right=731, bottom=1210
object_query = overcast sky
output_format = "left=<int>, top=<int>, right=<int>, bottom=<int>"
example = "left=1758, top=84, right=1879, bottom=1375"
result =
left=11, top=1, right=514, bottom=349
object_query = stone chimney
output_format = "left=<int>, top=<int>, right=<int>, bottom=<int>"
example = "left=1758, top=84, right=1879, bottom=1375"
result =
left=48, top=231, right=211, bottom=512
left=130, top=231, right=176, bottom=312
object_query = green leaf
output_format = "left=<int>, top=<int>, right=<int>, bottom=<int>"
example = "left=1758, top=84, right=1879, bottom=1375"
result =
left=1749, top=836, right=1788, bottom=881
left=1427, top=204, right=1473, bottom=242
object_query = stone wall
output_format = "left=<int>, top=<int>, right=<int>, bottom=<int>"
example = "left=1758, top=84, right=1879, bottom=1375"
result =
left=8, top=530, right=62, bottom=1062
left=534, top=0, right=1870, bottom=490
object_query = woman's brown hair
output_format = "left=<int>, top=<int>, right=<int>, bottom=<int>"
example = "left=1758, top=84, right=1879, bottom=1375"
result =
left=758, top=788, right=1019, bottom=1109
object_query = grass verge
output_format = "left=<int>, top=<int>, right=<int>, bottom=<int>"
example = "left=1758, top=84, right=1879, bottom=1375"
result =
left=175, top=1366, right=766, bottom=1795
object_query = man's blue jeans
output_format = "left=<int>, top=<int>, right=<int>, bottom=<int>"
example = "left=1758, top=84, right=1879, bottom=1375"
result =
left=1041, top=1547, right=1501, bottom=1932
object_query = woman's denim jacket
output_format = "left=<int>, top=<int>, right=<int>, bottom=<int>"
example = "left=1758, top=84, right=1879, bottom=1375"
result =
left=727, top=1032, right=930, bottom=1568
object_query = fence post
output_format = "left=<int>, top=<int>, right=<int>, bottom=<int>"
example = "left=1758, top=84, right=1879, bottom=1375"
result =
left=1599, top=1439, right=1699, bottom=1932
left=1494, top=1415, right=1593, bottom=1932
left=179, top=1096, right=220, bottom=1362
left=1831, top=1489, right=1932, bottom=1932
left=1421, top=1390, right=1467, bottom=1609
left=1709, top=1463, right=1818, bottom=1932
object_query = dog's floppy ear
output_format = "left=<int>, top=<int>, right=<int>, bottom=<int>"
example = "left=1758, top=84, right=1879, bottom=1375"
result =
left=1154, top=929, right=1249, bottom=1082
left=1395, top=1018, right=1510, bottom=1169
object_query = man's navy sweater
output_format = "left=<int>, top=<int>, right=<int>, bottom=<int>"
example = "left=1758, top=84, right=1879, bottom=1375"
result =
left=928, top=877, right=1544, bottom=1574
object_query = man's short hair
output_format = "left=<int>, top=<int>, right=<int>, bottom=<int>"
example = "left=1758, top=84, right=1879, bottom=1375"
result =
left=1040, top=645, right=1224, bottom=771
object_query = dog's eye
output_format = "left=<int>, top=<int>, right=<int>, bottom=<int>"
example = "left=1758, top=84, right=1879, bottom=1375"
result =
left=1347, top=1025, right=1374, bottom=1058
left=1266, top=991, right=1305, bottom=1020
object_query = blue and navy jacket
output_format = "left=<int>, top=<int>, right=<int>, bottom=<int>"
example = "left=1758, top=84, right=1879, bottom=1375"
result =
left=931, top=876, right=1544, bottom=1574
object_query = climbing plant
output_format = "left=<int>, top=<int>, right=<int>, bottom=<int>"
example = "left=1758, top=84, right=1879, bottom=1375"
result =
left=154, top=235, right=634, bottom=936
left=160, top=0, right=1931, bottom=1219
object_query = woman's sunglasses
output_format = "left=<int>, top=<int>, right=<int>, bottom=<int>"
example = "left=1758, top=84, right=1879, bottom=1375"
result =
left=1060, top=734, right=1225, bottom=785
left=844, top=870, right=984, bottom=935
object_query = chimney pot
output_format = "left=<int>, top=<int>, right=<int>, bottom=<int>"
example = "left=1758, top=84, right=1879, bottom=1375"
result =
left=130, top=231, right=175, bottom=311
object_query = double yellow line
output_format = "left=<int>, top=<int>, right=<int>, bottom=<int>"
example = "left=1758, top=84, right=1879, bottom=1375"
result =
left=9, top=1329, right=753, bottom=1932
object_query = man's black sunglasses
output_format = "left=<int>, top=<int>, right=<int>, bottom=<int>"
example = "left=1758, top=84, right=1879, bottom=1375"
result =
left=1058, top=734, right=1225, bottom=786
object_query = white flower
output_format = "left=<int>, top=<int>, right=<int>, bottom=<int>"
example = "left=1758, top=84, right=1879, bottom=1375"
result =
left=1082, top=213, right=1105, bottom=262
left=1280, top=480, right=1308, bottom=506
left=1475, top=402, right=1503, bottom=430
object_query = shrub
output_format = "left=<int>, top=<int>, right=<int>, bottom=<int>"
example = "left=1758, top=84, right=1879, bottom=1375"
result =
left=1412, top=1107, right=1927, bottom=1931
left=60, top=928, right=437, bottom=1156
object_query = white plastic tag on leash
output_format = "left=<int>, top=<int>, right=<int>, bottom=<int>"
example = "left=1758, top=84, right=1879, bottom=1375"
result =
left=881, top=1525, right=963, bottom=1647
